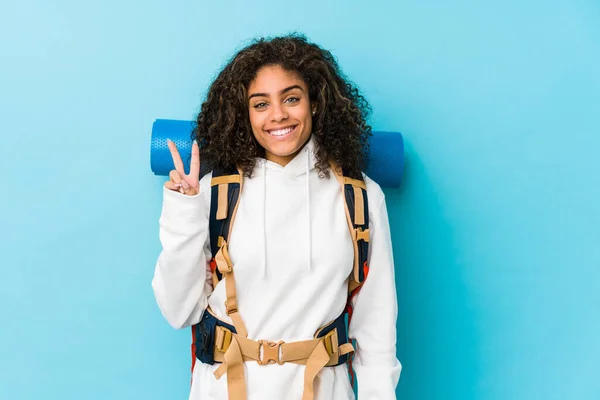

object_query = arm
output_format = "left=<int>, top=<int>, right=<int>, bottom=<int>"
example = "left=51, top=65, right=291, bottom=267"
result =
left=348, top=192, right=402, bottom=399
left=151, top=181, right=213, bottom=329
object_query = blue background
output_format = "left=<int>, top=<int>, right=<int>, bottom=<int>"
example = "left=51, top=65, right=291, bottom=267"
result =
left=1, top=1, right=599, bottom=399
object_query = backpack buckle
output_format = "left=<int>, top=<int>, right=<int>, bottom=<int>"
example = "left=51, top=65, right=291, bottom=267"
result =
left=258, top=340, right=284, bottom=365
left=215, top=326, right=233, bottom=352
left=323, top=329, right=339, bottom=357
left=352, top=227, right=370, bottom=243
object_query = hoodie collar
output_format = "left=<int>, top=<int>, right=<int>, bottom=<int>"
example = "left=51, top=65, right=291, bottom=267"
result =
left=259, top=135, right=318, bottom=178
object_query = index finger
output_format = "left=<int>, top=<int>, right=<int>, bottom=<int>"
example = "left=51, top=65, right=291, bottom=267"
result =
left=167, top=139, right=185, bottom=175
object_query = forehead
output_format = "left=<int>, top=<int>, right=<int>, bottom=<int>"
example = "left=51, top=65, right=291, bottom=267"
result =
left=248, top=65, right=307, bottom=94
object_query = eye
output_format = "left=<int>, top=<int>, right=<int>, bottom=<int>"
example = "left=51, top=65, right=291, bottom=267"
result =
left=285, top=96, right=300, bottom=104
left=253, top=102, right=268, bottom=109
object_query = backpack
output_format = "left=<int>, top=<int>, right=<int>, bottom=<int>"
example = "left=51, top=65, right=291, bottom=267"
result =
left=191, top=163, right=370, bottom=400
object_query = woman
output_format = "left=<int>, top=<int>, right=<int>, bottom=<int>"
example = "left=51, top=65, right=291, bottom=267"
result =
left=152, top=34, right=401, bottom=399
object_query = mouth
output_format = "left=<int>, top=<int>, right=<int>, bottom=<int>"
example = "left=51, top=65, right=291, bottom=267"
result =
left=265, top=125, right=298, bottom=139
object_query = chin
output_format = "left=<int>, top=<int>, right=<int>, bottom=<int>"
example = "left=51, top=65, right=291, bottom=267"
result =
left=262, top=129, right=309, bottom=154
left=264, top=141, right=301, bottom=157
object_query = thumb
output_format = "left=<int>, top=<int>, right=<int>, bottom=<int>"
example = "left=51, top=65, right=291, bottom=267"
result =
left=180, top=179, right=198, bottom=196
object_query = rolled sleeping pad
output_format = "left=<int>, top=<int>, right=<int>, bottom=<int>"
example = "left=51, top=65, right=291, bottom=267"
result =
left=150, top=119, right=404, bottom=188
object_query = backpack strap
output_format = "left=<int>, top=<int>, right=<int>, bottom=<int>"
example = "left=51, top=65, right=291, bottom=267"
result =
left=330, top=164, right=370, bottom=298
left=330, top=163, right=370, bottom=388
left=191, top=163, right=369, bottom=387
left=208, top=166, right=247, bottom=337
left=191, top=166, right=246, bottom=377
left=208, top=167, right=242, bottom=278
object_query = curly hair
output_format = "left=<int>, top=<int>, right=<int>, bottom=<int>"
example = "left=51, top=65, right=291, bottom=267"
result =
left=193, top=33, right=372, bottom=178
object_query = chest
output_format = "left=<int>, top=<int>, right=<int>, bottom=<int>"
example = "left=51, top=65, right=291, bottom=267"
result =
left=226, top=174, right=355, bottom=285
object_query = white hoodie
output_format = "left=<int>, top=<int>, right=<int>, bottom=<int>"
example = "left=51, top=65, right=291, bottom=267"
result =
left=152, top=137, right=401, bottom=399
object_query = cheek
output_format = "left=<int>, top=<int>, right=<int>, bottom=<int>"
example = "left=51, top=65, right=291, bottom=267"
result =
left=291, top=107, right=312, bottom=127
left=301, top=110, right=313, bottom=132
left=302, top=118, right=312, bottom=137
left=248, top=111, right=263, bottom=135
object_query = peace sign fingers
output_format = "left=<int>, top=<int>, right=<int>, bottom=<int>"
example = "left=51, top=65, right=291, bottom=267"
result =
left=164, top=139, right=200, bottom=196
left=167, top=139, right=185, bottom=176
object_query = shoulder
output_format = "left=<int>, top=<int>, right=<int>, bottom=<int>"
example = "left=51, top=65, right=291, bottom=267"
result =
left=199, top=171, right=213, bottom=204
left=362, top=172, right=385, bottom=211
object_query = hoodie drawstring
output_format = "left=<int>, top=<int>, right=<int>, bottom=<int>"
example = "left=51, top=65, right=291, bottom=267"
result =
left=305, top=147, right=312, bottom=272
left=261, top=161, right=268, bottom=278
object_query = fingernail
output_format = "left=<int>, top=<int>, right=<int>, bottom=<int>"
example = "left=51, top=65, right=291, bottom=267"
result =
left=167, top=138, right=172, bottom=144
left=193, top=139, right=198, bottom=145
left=174, top=183, right=181, bottom=188
left=181, top=181, right=190, bottom=190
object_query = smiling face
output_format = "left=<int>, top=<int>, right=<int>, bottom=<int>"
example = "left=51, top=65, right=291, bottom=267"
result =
left=247, top=65, right=314, bottom=166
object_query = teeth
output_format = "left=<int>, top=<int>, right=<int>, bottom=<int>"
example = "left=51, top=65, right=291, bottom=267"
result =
left=268, top=126, right=294, bottom=136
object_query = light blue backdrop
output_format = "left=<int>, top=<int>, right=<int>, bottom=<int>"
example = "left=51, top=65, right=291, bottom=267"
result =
left=1, top=1, right=598, bottom=399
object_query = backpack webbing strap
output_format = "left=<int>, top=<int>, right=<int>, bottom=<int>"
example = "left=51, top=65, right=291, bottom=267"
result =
left=192, top=168, right=245, bottom=375
left=331, top=163, right=370, bottom=388
left=208, top=168, right=248, bottom=337
left=208, top=168, right=242, bottom=281
left=211, top=325, right=354, bottom=400
left=214, top=239, right=248, bottom=337
left=330, top=164, right=370, bottom=294
left=212, top=174, right=242, bottom=220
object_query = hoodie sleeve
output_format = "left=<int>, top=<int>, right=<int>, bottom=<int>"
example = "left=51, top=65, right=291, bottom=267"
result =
left=348, top=187, right=402, bottom=399
left=151, top=177, right=213, bottom=329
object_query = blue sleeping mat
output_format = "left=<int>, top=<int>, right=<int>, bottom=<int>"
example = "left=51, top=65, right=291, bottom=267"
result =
left=150, top=119, right=404, bottom=188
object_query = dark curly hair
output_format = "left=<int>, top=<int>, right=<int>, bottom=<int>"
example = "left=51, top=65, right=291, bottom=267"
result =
left=193, top=33, right=372, bottom=178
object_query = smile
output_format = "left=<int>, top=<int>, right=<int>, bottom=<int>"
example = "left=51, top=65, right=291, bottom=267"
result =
left=265, top=125, right=298, bottom=138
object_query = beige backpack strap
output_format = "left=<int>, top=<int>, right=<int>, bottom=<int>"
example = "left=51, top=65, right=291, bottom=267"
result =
left=211, top=174, right=242, bottom=220
left=210, top=169, right=248, bottom=338
left=331, top=163, right=371, bottom=389
left=212, top=326, right=351, bottom=400
left=214, top=240, right=248, bottom=338
left=330, top=163, right=370, bottom=290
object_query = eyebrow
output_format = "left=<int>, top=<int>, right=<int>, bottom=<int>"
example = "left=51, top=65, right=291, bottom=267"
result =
left=248, top=85, right=304, bottom=100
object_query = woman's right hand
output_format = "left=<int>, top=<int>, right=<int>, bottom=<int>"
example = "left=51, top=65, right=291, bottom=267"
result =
left=164, top=139, right=200, bottom=196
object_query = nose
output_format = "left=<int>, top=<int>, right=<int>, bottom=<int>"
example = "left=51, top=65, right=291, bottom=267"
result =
left=269, top=103, right=288, bottom=122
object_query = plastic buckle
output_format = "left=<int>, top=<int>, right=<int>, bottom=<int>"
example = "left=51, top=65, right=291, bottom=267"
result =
left=323, top=329, right=338, bottom=357
left=258, top=340, right=284, bottom=365
left=352, top=227, right=369, bottom=242
left=215, top=326, right=232, bottom=353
